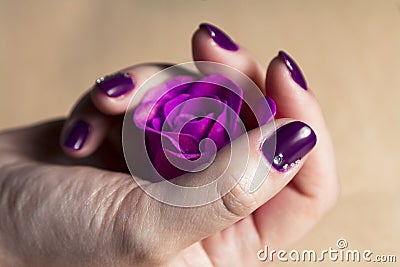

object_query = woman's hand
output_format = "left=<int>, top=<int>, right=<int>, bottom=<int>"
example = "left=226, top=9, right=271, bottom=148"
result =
left=0, top=23, right=339, bottom=267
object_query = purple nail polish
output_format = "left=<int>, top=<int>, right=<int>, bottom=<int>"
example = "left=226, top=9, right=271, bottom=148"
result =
left=278, top=51, right=308, bottom=90
left=95, top=72, right=135, bottom=97
left=261, top=121, right=316, bottom=172
left=199, top=23, right=239, bottom=51
left=63, top=120, right=90, bottom=151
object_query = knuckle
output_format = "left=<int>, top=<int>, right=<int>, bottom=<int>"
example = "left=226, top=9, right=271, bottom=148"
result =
left=220, top=178, right=259, bottom=219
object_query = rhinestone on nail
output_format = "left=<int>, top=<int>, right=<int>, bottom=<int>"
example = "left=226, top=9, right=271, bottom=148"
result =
left=95, top=77, right=104, bottom=84
left=273, top=153, right=283, bottom=165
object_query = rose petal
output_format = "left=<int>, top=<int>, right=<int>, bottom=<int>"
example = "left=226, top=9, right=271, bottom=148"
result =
left=145, top=127, right=200, bottom=156
left=187, top=74, right=243, bottom=114
left=206, top=103, right=229, bottom=150
left=166, top=132, right=200, bottom=155
left=134, top=76, right=194, bottom=128
left=163, top=94, right=191, bottom=116
left=255, top=96, right=276, bottom=126
left=145, top=127, right=203, bottom=179
left=207, top=120, right=228, bottom=150
left=152, top=149, right=187, bottom=179
left=163, top=93, right=191, bottom=128
left=143, top=128, right=162, bottom=164
left=206, top=101, right=245, bottom=149
left=133, top=74, right=247, bottom=180
left=141, top=75, right=194, bottom=103
left=180, top=116, right=215, bottom=140
left=134, top=102, right=162, bottom=129
left=171, top=113, right=196, bottom=131
left=179, top=95, right=223, bottom=119
left=151, top=117, right=163, bottom=131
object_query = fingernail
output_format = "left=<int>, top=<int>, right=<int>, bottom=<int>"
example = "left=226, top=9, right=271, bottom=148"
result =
left=261, top=121, right=316, bottom=172
left=278, top=51, right=308, bottom=90
left=95, top=72, right=135, bottom=97
left=63, top=120, right=90, bottom=151
left=199, top=23, right=239, bottom=51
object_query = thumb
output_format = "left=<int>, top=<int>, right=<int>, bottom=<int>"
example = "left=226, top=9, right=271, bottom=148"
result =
left=131, top=118, right=317, bottom=258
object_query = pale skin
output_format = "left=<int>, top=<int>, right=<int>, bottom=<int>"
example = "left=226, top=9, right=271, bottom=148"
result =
left=0, top=26, right=339, bottom=266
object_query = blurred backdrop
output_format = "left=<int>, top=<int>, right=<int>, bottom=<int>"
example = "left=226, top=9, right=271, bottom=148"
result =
left=1, top=0, right=399, bottom=266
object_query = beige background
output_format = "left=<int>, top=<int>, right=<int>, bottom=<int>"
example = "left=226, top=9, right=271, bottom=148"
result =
left=1, top=0, right=399, bottom=266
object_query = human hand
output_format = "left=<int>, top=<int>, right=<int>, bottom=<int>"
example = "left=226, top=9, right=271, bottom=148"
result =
left=0, top=23, right=339, bottom=267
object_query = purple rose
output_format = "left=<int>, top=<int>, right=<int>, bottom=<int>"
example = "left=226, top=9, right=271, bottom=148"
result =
left=134, top=74, right=275, bottom=179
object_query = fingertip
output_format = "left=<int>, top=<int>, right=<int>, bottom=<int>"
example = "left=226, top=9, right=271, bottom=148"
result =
left=278, top=50, right=308, bottom=90
left=61, top=118, right=93, bottom=158
left=192, top=23, right=265, bottom=89
left=96, top=72, right=135, bottom=98
left=91, top=71, right=136, bottom=115
left=60, top=113, right=110, bottom=158
left=91, top=64, right=170, bottom=116
left=266, top=52, right=311, bottom=96
left=260, top=120, right=317, bottom=173
left=198, top=22, right=239, bottom=51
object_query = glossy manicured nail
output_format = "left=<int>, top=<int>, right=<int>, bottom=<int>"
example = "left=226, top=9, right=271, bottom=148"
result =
left=278, top=51, right=308, bottom=90
left=261, top=121, right=316, bottom=172
left=199, top=23, right=239, bottom=51
left=95, top=72, right=135, bottom=97
left=63, top=120, right=90, bottom=151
